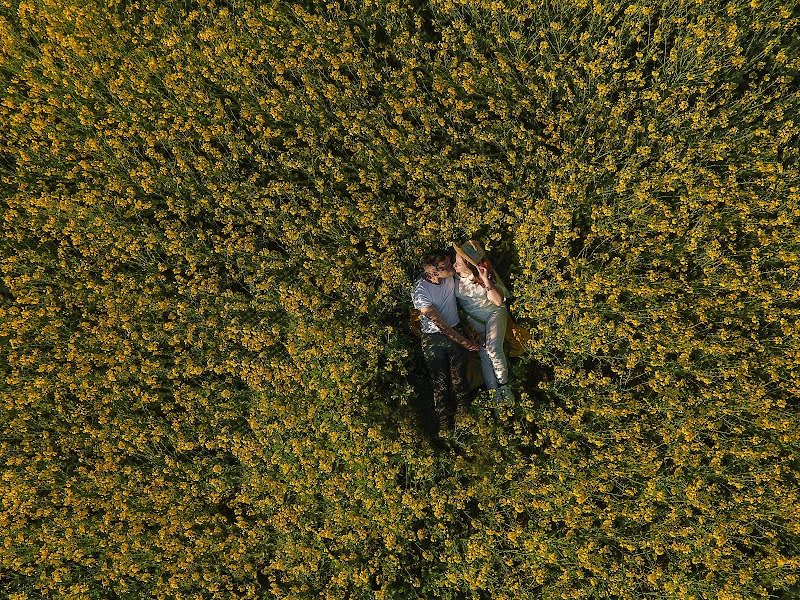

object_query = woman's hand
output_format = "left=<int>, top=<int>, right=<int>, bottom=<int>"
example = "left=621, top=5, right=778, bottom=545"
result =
left=476, top=263, right=492, bottom=287
left=477, top=262, right=505, bottom=306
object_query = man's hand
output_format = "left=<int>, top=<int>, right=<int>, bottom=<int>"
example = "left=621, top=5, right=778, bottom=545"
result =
left=463, top=339, right=480, bottom=352
left=464, top=328, right=483, bottom=352
left=420, top=306, right=480, bottom=351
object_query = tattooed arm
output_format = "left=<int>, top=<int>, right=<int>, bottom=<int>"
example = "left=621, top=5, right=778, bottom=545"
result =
left=420, top=306, right=480, bottom=351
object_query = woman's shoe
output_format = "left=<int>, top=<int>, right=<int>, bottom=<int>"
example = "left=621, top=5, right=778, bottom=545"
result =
left=496, top=384, right=515, bottom=404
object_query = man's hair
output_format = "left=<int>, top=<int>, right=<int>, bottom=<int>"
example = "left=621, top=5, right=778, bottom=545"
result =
left=421, top=250, right=449, bottom=268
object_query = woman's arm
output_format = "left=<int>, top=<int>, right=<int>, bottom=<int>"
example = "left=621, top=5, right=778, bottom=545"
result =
left=477, top=265, right=505, bottom=306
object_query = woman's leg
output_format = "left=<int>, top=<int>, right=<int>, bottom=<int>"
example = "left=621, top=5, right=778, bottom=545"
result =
left=468, top=317, right=500, bottom=389
left=482, top=308, right=510, bottom=386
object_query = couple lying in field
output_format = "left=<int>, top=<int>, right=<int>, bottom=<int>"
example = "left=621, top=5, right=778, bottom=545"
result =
left=411, top=240, right=515, bottom=436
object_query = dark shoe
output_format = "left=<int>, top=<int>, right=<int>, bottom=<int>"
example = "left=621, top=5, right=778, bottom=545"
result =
left=430, top=435, right=451, bottom=452
left=454, top=402, right=467, bottom=421
left=436, top=412, right=455, bottom=434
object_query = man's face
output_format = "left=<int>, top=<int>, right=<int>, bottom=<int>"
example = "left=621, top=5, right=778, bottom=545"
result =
left=423, top=255, right=455, bottom=279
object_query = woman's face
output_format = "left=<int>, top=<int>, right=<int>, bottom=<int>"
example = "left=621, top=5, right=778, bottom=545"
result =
left=453, top=253, right=472, bottom=277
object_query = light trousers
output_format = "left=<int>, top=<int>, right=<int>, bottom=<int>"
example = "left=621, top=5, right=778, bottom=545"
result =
left=467, top=306, right=509, bottom=389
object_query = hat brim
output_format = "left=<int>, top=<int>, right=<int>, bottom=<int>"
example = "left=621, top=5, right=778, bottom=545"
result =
left=452, top=242, right=480, bottom=267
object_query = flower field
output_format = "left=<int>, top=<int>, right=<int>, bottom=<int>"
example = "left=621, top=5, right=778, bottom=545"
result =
left=1, top=0, right=799, bottom=598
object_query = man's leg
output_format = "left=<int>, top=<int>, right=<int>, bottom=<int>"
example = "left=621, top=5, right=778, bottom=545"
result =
left=447, top=336, right=471, bottom=418
left=421, top=333, right=455, bottom=433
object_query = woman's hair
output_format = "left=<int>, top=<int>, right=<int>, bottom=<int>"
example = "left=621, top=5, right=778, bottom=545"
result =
left=466, top=258, right=496, bottom=286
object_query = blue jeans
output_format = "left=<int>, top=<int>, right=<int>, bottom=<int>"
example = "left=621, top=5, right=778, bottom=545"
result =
left=467, top=307, right=509, bottom=389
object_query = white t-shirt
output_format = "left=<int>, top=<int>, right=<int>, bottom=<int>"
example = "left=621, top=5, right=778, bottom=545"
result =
left=455, top=274, right=510, bottom=323
left=411, top=275, right=459, bottom=334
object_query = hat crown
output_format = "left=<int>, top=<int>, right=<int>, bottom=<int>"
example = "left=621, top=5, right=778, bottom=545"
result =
left=461, top=240, right=485, bottom=263
left=453, top=239, right=488, bottom=266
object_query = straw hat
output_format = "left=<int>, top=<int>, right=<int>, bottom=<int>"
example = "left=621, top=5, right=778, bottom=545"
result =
left=452, top=239, right=487, bottom=267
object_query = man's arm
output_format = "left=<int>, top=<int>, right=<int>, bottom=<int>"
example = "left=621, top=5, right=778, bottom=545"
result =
left=420, top=306, right=480, bottom=351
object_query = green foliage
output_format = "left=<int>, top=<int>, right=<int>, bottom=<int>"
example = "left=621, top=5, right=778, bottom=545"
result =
left=1, top=0, right=799, bottom=598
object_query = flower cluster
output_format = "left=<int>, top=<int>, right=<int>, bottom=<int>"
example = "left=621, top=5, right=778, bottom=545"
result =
left=1, top=0, right=798, bottom=598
